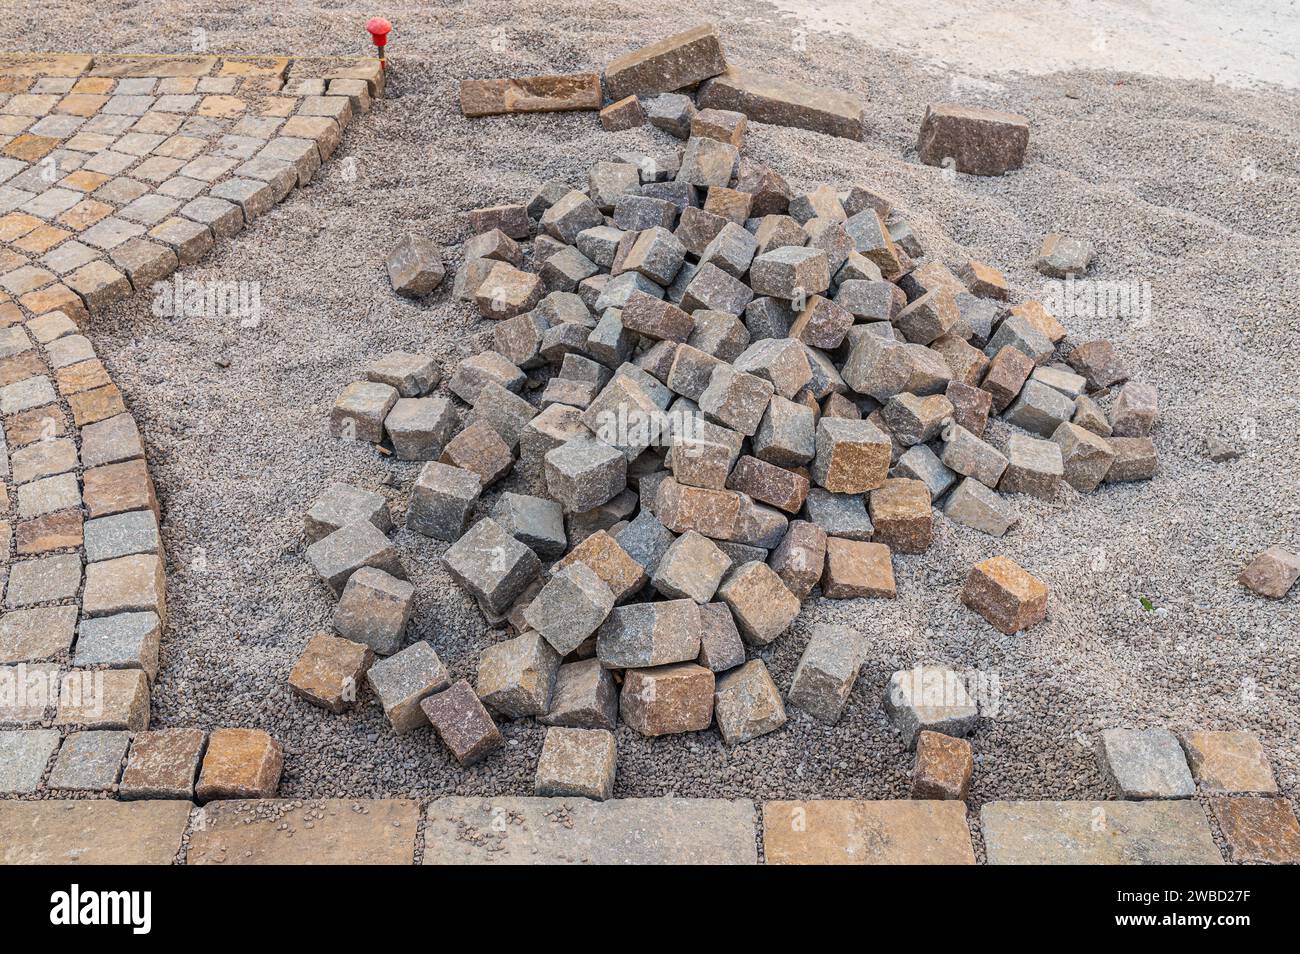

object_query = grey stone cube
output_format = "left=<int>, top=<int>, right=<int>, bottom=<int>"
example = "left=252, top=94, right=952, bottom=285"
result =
left=366, top=641, right=451, bottom=733
left=1096, top=728, right=1195, bottom=799
left=365, top=351, right=440, bottom=396
left=596, top=599, right=703, bottom=669
left=306, top=521, right=406, bottom=597
left=787, top=624, right=866, bottom=724
left=492, top=492, right=567, bottom=558
left=943, top=478, right=1019, bottom=537
left=408, top=462, right=481, bottom=541
left=304, top=483, right=392, bottom=544
left=999, top=433, right=1064, bottom=499
left=443, top=518, right=542, bottom=615
left=331, top=380, right=397, bottom=442
left=334, top=566, right=415, bottom=655
left=883, top=664, right=979, bottom=750
left=544, top=435, right=628, bottom=513
left=541, top=658, right=618, bottom=729
left=74, top=611, right=162, bottom=680
left=1004, top=379, right=1076, bottom=437
left=48, top=730, right=130, bottom=791
left=385, top=396, right=458, bottom=460
left=524, top=562, right=616, bottom=655
left=805, top=488, right=874, bottom=540
left=941, top=424, right=1009, bottom=488
left=477, top=631, right=561, bottom=719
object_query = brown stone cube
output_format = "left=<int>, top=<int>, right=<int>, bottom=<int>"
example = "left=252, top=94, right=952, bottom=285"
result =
left=911, top=730, right=974, bottom=800
left=945, top=380, right=992, bottom=438
left=717, top=560, right=801, bottom=646
left=288, top=632, right=373, bottom=713
left=439, top=420, right=514, bottom=487
left=82, top=458, right=157, bottom=518
left=822, top=537, right=895, bottom=599
left=420, top=679, right=503, bottom=765
left=655, top=477, right=742, bottom=540
left=553, top=529, right=649, bottom=603
left=869, top=478, right=932, bottom=554
left=119, top=728, right=207, bottom=800
left=916, top=103, right=1029, bottom=176
left=770, top=519, right=827, bottom=599
left=195, top=728, right=283, bottom=802
left=691, top=107, right=746, bottom=147
left=600, top=94, right=645, bottom=131
left=1237, top=546, right=1300, bottom=600
left=619, top=662, right=715, bottom=736
left=960, top=555, right=1048, bottom=634
left=725, top=454, right=808, bottom=514
left=959, top=259, right=1008, bottom=299
left=980, top=345, right=1033, bottom=413
left=1211, top=797, right=1300, bottom=865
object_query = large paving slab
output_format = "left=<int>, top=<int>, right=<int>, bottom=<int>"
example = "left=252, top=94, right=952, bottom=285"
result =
left=0, top=799, right=190, bottom=864
left=422, top=796, right=758, bottom=864
left=981, top=800, right=1224, bottom=864
left=763, top=800, right=976, bottom=864
left=186, top=799, right=418, bottom=864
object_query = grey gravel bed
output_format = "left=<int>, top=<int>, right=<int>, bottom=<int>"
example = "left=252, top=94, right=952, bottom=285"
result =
left=7, top=1, right=1296, bottom=809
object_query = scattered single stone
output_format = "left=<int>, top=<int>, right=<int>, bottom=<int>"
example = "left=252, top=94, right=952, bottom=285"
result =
left=386, top=235, right=445, bottom=297
left=421, top=679, right=503, bottom=765
left=333, top=567, right=414, bottom=656
left=961, top=555, right=1048, bottom=634
left=597, top=599, right=702, bottom=669
left=525, top=561, right=616, bottom=655
left=443, top=517, right=541, bottom=615
left=305, top=520, right=405, bottom=597
left=916, top=103, right=1029, bottom=176
left=603, top=24, right=728, bottom=101
left=331, top=380, right=397, bottom=443
left=1103, top=436, right=1157, bottom=482
left=534, top=726, right=616, bottom=799
left=1110, top=381, right=1159, bottom=437
left=911, top=730, right=973, bottom=800
left=884, top=664, right=979, bottom=749
left=717, top=560, right=800, bottom=646
left=554, top=529, right=649, bottom=603
left=1035, top=233, right=1093, bottom=278
left=289, top=632, right=374, bottom=712
left=460, top=73, right=602, bottom=117
left=1237, top=546, right=1300, bottom=600
left=943, top=477, right=1019, bottom=537
left=477, top=631, right=561, bottom=719
left=713, top=659, right=786, bottom=744
left=998, top=432, right=1063, bottom=500
left=646, top=92, right=696, bottom=138
left=697, top=67, right=864, bottom=141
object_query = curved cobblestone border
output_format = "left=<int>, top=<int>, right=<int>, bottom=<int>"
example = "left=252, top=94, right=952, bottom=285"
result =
left=0, top=50, right=382, bottom=798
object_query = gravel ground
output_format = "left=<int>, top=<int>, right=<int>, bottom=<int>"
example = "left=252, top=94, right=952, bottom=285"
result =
left=5, top=2, right=1296, bottom=811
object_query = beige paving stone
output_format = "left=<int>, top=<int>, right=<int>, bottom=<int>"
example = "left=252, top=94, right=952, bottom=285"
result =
left=195, top=728, right=283, bottom=801
left=0, top=800, right=191, bottom=864
left=1179, top=731, right=1278, bottom=794
left=55, top=668, right=150, bottom=731
left=422, top=796, right=756, bottom=864
left=763, top=800, right=976, bottom=864
left=187, top=798, right=418, bottom=864
left=119, top=727, right=207, bottom=800
left=981, top=801, right=1222, bottom=864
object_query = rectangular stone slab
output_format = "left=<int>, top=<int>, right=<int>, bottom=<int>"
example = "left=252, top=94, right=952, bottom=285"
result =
left=187, top=799, right=419, bottom=864
left=460, top=74, right=602, bottom=117
left=763, top=800, right=976, bottom=864
left=980, top=801, right=1224, bottom=864
left=423, top=796, right=756, bottom=864
left=697, top=67, right=863, bottom=141
left=0, top=800, right=191, bottom=864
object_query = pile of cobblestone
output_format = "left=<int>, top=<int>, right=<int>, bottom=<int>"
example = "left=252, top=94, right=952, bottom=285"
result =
left=308, top=77, right=1165, bottom=799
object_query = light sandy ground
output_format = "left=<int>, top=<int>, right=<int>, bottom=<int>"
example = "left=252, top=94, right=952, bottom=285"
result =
left=4, top=2, right=1296, bottom=822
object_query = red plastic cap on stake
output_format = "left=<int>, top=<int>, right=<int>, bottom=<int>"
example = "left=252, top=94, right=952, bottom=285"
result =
left=367, top=17, right=392, bottom=49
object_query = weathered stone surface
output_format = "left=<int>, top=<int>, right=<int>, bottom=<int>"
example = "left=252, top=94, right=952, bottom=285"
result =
left=961, top=555, right=1048, bottom=634
left=1066, top=339, right=1128, bottom=391
left=304, top=482, right=392, bottom=544
left=604, top=25, right=727, bottom=100
left=884, top=665, right=979, bottom=749
left=868, top=478, right=931, bottom=554
left=714, top=659, right=786, bottom=744
left=1211, top=797, right=1300, bottom=865
left=0, top=729, right=59, bottom=794
left=187, top=798, right=420, bottom=864
left=554, top=529, right=649, bottom=603
left=541, top=657, right=617, bottom=729
left=697, top=67, right=864, bottom=141
left=477, top=631, right=560, bottom=719
left=386, top=235, right=445, bottom=296
left=733, top=337, right=812, bottom=400
left=650, top=530, right=729, bottom=603
left=0, top=799, right=192, bottom=864
left=882, top=392, right=952, bottom=447
left=195, top=728, right=283, bottom=801
left=681, top=262, right=753, bottom=316
left=998, top=433, right=1063, bottom=500
left=980, top=344, right=1034, bottom=413
left=523, top=562, right=615, bottom=656
left=763, top=800, right=976, bottom=864
left=822, top=537, right=896, bottom=598
left=545, top=434, right=628, bottom=513
left=917, top=103, right=1029, bottom=176
left=1035, top=233, right=1093, bottom=278
left=534, top=726, right=616, bottom=799
left=119, top=727, right=206, bottom=800
left=596, top=599, right=701, bottom=669
left=408, top=462, right=481, bottom=542
left=981, top=801, right=1222, bottom=864
left=767, top=520, right=824, bottom=599
left=655, top=477, right=741, bottom=540
left=475, top=262, right=545, bottom=319
left=717, top=560, right=800, bottom=646
left=787, top=624, right=865, bottom=724
left=306, top=520, right=404, bottom=597
left=331, top=380, right=397, bottom=442
left=694, top=601, right=746, bottom=673
left=460, top=73, right=602, bottom=117
left=1005, top=379, right=1075, bottom=437
left=895, top=444, right=956, bottom=500
left=0, top=605, right=77, bottom=664
left=749, top=245, right=830, bottom=300
left=444, top=518, right=541, bottom=615
left=1096, top=728, right=1195, bottom=799
left=48, top=729, right=130, bottom=791
left=620, top=662, right=714, bottom=736
left=386, top=396, right=458, bottom=461
left=366, top=641, right=451, bottom=733
left=943, top=478, right=1019, bottom=537
left=421, top=796, right=755, bottom=864
left=941, top=423, right=1007, bottom=488
left=289, top=632, right=373, bottom=713
left=1051, top=421, right=1115, bottom=492
left=469, top=204, right=530, bottom=240
left=1103, top=436, right=1157, bottom=482
left=1238, top=546, right=1300, bottom=599
left=811, top=416, right=891, bottom=493
left=726, top=455, right=808, bottom=514
left=421, top=679, right=503, bottom=766
left=805, top=488, right=873, bottom=541
left=1111, top=381, right=1159, bottom=437
left=911, top=730, right=973, bottom=801
left=1179, top=731, right=1277, bottom=794
left=56, top=668, right=150, bottom=731
left=540, top=190, right=605, bottom=244
left=753, top=395, right=815, bottom=470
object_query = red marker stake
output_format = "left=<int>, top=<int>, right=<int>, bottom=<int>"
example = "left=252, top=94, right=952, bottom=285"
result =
left=367, top=17, right=392, bottom=71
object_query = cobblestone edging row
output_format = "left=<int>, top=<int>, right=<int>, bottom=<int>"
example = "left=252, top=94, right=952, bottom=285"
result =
left=0, top=52, right=382, bottom=790
left=1, top=793, right=1296, bottom=864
